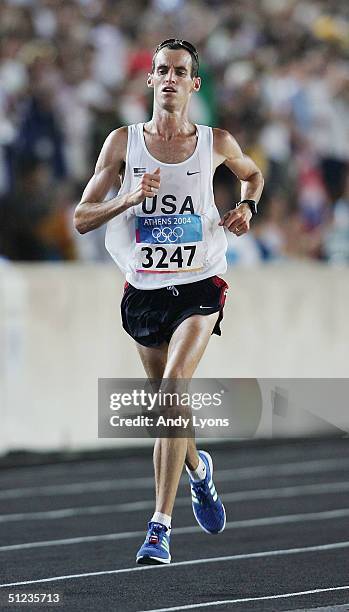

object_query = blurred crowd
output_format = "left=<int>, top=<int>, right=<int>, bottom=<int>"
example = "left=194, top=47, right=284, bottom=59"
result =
left=0, top=0, right=348, bottom=264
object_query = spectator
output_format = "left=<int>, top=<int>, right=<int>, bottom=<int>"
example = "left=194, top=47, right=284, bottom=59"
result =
left=15, top=83, right=67, bottom=179
left=0, top=0, right=347, bottom=263
left=1, top=156, right=74, bottom=260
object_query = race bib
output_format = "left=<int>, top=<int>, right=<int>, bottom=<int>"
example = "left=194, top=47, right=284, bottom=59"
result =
left=135, top=214, right=205, bottom=273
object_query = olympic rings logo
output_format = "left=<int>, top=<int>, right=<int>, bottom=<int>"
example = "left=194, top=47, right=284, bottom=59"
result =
left=151, top=226, right=184, bottom=243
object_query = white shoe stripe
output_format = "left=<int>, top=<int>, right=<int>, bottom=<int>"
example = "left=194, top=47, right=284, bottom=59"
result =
left=213, top=492, right=218, bottom=501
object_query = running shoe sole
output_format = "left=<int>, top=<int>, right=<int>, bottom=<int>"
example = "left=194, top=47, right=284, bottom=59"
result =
left=136, top=554, right=171, bottom=565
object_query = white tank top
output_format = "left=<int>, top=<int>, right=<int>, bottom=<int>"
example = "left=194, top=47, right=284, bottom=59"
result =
left=105, top=123, right=227, bottom=289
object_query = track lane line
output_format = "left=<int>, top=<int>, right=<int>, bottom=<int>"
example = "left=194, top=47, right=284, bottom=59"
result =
left=138, top=586, right=349, bottom=611
left=1, top=508, right=349, bottom=552
left=1, top=457, right=349, bottom=499
left=1, top=480, right=349, bottom=523
left=0, top=540, right=349, bottom=588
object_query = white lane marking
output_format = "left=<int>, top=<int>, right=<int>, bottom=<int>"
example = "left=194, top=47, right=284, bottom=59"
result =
left=0, top=530, right=146, bottom=552
left=0, top=477, right=155, bottom=500
left=2, top=480, right=349, bottom=524
left=139, top=586, right=349, bottom=612
left=222, top=480, right=349, bottom=503
left=0, top=540, right=349, bottom=588
left=1, top=508, right=349, bottom=553
left=1, top=457, right=348, bottom=499
left=0, top=459, right=125, bottom=480
left=287, top=606, right=349, bottom=612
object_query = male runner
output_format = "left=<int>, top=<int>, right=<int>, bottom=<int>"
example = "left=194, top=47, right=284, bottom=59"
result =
left=74, top=39, right=264, bottom=565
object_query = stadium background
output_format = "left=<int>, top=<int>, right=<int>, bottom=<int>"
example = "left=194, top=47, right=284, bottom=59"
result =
left=0, top=0, right=349, bottom=455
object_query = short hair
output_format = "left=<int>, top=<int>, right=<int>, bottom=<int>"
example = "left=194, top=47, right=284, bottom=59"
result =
left=152, top=39, right=199, bottom=78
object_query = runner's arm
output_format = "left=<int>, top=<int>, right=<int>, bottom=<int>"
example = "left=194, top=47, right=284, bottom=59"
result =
left=74, top=128, right=161, bottom=234
left=213, top=128, right=264, bottom=234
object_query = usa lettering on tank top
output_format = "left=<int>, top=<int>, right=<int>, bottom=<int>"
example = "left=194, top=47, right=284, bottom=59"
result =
left=105, top=123, right=227, bottom=290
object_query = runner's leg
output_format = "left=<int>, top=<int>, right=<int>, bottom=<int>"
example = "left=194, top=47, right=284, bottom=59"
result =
left=136, top=342, right=168, bottom=380
left=136, top=341, right=168, bottom=502
left=154, top=312, right=219, bottom=517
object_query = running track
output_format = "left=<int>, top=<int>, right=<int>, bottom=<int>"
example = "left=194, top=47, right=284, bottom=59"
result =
left=0, top=439, right=348, bottom=611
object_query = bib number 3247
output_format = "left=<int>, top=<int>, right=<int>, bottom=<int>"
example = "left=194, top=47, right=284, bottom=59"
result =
left=136, top=242, right=205, bottom=273
left=135, top=214, right=206, bottom=273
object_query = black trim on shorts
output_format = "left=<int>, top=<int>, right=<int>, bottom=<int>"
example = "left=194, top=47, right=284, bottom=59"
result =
left=121, top=276, right=229, bottom=348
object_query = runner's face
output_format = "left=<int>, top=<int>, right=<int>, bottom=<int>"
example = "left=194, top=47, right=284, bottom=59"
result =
left=149, top=48, right=200, bottom=109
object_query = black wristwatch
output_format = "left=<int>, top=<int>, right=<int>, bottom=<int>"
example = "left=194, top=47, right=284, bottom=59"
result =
left=237, top=199, right=258, bottom=215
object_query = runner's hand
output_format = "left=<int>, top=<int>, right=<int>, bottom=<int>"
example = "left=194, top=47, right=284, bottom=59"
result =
left=126, top=168, right=161, bottom=207
left=219, top=203, right=252, bottom=236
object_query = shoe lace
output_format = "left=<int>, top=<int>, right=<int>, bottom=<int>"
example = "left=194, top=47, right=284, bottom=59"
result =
left=151, top=523, right=165, bottom=534
left=191, top=480, right=209, bottom=505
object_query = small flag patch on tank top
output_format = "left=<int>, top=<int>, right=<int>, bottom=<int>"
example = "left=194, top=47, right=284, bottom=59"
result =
left=133, top=167, right=146, bottom=177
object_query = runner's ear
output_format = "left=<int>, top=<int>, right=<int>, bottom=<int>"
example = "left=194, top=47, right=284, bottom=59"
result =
left=193, top=77, right=201, bottom=92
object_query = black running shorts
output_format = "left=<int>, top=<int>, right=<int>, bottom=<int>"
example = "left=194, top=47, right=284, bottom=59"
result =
left=121, top=276, right=229, bottom=348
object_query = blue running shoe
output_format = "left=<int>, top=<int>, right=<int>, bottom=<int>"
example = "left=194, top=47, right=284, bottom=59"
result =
left=136, top=522, right=171, bottom=565
left=189, top=450, right=226, bottom=534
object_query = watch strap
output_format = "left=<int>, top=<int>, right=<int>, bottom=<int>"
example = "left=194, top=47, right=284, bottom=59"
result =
left=238, top=199, right=257, bottom=215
